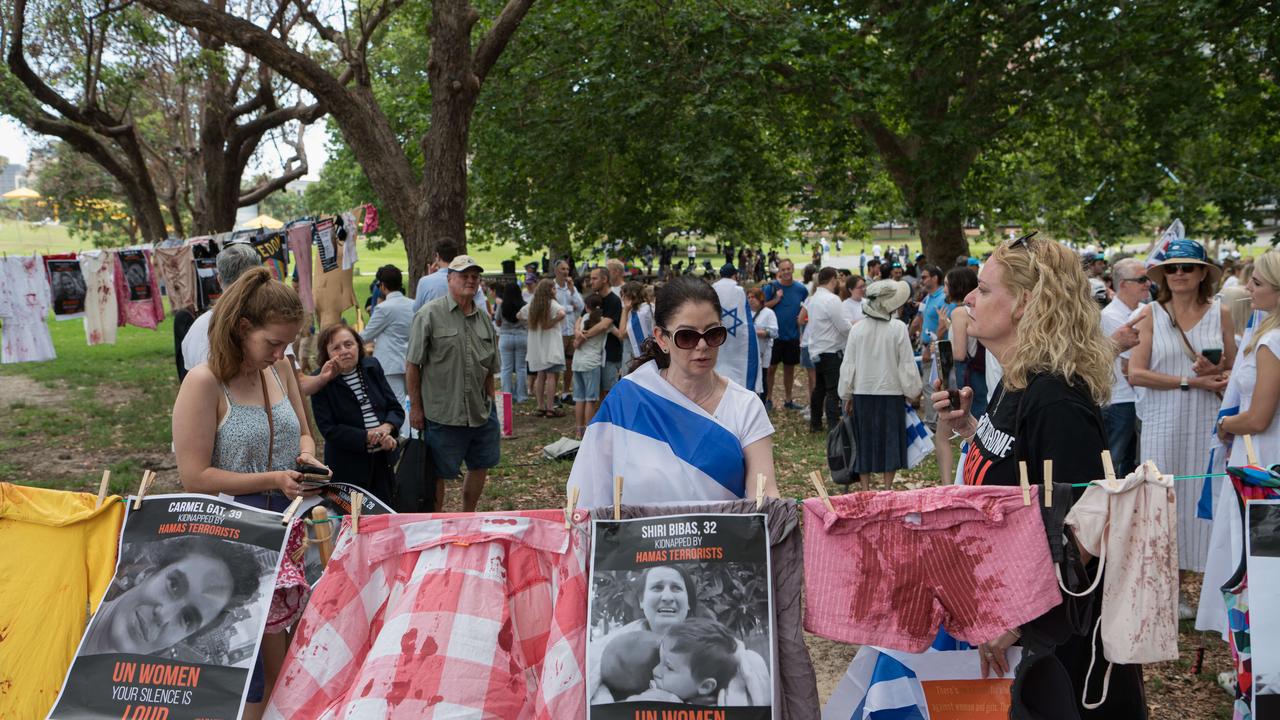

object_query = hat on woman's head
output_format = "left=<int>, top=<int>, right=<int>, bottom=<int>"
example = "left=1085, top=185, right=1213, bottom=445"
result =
left=863, top=279, right=911, bottom=320
left=1147, top=239, right=1222, bottom=287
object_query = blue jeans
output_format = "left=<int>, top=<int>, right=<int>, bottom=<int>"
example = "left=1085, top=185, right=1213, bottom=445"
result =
left=600, top=359, right=622, bottom=399
left=1102, top=402, right=1137, bottom=476
left=498, top=331, right=528, bottom=402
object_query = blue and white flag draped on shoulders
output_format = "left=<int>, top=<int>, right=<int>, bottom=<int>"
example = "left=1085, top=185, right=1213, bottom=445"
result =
left=712, top=278, right=762, bottom=392
left=627, top=302, right=655, bottom=358
left=567, top=360, right=774, bottom=507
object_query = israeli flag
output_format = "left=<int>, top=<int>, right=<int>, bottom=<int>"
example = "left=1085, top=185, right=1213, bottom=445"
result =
left=1145, top=218, right=1185, bottom=268
left=713, top=279, right=762, bottom=392
left=628, top=302, right=655, bottom=357
left=824, top=647, right=930, bottom=720
left=567, top=360, right=746, bottom=507
left=905, top=402, right=933, bottom=469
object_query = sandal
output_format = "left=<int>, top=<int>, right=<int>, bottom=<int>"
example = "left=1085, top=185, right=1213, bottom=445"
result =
left=545, top=408, right=566, bottom=418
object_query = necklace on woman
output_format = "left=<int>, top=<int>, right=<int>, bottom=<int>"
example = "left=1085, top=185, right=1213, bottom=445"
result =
left=662, top=368, right=718, bottom=409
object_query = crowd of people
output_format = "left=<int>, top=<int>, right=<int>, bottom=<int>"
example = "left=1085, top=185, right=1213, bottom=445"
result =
left=163, top=228, right=1280, bottom=719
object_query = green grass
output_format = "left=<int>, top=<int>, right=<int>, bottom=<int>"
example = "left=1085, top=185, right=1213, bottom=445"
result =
left=0, top=304, right=178, bottom=489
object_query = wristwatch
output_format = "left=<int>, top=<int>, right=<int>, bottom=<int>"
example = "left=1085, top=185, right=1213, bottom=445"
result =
left=1180, top=376, right=1190, bottom=392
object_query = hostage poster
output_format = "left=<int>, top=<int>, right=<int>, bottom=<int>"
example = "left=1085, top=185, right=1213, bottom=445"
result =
left=587, top=513, right=774, bottom=720
left=47, top=494, right=289, bottom=720
left=295, top=482, right=394, bottom=584
left=1249, top=499, right=1280, bottom=719
left=118, top=250, right=153, bottom=302
left=44, top=255, right=87, bottom=318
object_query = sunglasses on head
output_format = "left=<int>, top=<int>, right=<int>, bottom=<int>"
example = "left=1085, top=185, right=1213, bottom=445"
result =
left=1006, top=230, right=1039, bottom=252
left=660, top=325, right=728, bottom=350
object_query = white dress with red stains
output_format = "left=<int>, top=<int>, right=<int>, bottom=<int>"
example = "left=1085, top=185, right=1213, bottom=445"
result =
left=0, top=255, right=56, bottom=363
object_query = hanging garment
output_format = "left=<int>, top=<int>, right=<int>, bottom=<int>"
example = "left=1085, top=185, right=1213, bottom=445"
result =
left=600, top=497, right=820, bottom=720
left=803, top=485, right=1061, bottom=653
left=339, top=211, right=359, bottom=271
left=287, top=221, right=316, bottom=315
left=152, top=244, right=197, bottom=313
left=0, top=256, right=56, bottom=363
left=268, top=519, right=312, bottom=634
left=313, top=217, right=337, bottom=272
left=267, top=509, right=589, bottom=719
left=1064, top=463, right=1179, bottom=670
left=195, top=256, right=222, bottom=313
left=362, top=203, right=379, bottom=235
left=1222, top=465, right=1280, bottom=720
left=43, top=253, right=87, bottom=319
left=313, top=230, right=357, bottom=330
left=0, top=484, right=124, bottom=719
left=251, top=230, right=289, bottom=280
left=78, top=250, right=119, bottom=345
left=113, top=249, right=165, bottom=329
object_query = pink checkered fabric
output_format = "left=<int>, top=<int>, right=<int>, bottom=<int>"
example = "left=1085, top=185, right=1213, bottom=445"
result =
left=266, top=509, right=591, bottom=719
left=803, top=485, right=1061, bottom=653
left=267, top=519, right=311, bottom=634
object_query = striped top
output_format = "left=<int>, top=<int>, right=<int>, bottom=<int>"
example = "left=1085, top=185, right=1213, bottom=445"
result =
left=341, top=370, right=380, bottom=429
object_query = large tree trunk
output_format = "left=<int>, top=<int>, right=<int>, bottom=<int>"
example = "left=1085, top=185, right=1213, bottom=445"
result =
left=916, top=208, right=969, bottom=268
left=419, top=0, right=481, bottom=281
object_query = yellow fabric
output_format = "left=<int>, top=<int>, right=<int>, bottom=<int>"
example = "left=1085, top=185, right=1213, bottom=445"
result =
left=0, top=483, right=124, bottom=719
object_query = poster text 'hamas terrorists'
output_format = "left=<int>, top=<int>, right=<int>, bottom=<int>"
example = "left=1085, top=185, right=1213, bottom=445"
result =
left=587, top=513, right=774, bottom=720
left=47, top=494, right=289, bottom=720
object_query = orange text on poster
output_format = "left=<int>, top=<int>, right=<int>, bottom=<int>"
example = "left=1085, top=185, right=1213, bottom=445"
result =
left=921, top=679, right=1012, bottom=719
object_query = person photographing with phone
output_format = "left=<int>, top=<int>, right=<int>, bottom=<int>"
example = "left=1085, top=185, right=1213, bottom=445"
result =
left=931, top=234, right=1145, bottom=718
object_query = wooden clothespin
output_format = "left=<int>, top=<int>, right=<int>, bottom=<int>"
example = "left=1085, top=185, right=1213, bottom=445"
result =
left=809, top=470, right=835, bottom=512
left=565, top=486, right=580, bottom=529
left=311, top=506, right=336, bottom=568
left=1100, top=450, right=1117, bottom=482
left=1243, top=434, right=1259, bottom=466
left=132, top=470, right=155, bottom=510
left=1018, top=461, right=1031, bottom=506
left=280, top=495, right=305, bottom=525
left=613, top=476, right=624, bottom=520
left=755, top=473, right=766, bottom=510
left=350, top=491, right=364, bottom=534
left=96, top=470, right=111, bottom=509
left=1042, top=459, right=1053, bottom=508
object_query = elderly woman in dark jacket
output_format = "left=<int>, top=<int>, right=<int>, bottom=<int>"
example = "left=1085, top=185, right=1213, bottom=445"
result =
left=310, top=323, right=404, bottom=502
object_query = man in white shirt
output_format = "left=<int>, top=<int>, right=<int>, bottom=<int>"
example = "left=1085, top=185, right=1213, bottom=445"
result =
left=712, top=264, right=761, bottom=391
left=554, top=259, right=585, bottom=401
left=412, top=240, right=487, bottom=315
left=1100, top=258, right=1147, bottom=476
left=606, top=258, right=626, bottom=297
left=363, top=265, right=415, bottom=419
left=807, top=267, right=853, bottom=432
left=181, top=243, right=335, bottom=395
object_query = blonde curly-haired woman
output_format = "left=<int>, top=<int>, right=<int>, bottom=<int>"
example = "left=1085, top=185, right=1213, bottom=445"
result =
left=933, top=233, right=1145, bottom=719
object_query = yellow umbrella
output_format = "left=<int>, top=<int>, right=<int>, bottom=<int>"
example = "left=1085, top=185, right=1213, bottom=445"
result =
left=1, top=187, right=40, bottom=199
left=237, top=213, right=284, bottom=230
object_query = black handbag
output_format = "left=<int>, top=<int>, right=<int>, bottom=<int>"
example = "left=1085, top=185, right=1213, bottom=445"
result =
left=393, top=435, right=437, bottom=513
left=826, top=412, right=861, bottom=487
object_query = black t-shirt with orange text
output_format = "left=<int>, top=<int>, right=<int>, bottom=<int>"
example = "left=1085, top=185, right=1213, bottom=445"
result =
left=962, top=374, right=1107, bottom=489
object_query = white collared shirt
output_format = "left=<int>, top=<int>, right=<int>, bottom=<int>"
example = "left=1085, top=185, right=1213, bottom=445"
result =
left=807, top=286, right=852, bottom=357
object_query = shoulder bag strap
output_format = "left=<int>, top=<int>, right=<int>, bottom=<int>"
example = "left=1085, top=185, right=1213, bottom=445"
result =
left=259, top=369, right=275, bottom=470
left=1163, top=302, right=1202, bottom=365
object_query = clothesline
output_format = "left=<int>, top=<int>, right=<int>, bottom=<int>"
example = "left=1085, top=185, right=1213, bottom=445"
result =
left=1071, top=471, right=1235, bottom=488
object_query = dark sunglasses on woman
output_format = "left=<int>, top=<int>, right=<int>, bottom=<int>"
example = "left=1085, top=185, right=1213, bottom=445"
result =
left=660, top=325, right=729, bottom=349
left=1166, top=263, right=1202, bottom=275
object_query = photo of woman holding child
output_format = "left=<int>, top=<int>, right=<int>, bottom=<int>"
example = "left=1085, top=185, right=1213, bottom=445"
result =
left=587, top=562, right=772, bottom=712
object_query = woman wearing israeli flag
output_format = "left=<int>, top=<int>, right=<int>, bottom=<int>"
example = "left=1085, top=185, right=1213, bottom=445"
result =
left=567, top=276, right=779, bottom=506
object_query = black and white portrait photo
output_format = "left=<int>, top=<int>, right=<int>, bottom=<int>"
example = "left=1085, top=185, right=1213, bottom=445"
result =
left=587, top=514, right=775, bottom=720
left=45, top=257, right=87, bottom=317
left=119, top=250, right=153, bottom=301
left=78, top=534, right=276, bottom=667
left=1249, top=501, right=1280, bottom=718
